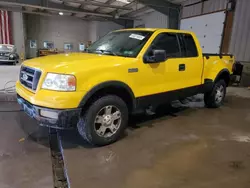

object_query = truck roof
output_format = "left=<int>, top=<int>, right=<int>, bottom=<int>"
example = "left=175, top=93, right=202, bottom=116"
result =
left=117, top=28, right=193, bottom=34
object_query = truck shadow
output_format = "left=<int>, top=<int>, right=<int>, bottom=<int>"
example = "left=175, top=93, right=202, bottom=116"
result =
left=59, top=100, right=203, bottom=149
left=19, top=95, right=209, bottom=149
left=18, top=112, right=51, bottom=147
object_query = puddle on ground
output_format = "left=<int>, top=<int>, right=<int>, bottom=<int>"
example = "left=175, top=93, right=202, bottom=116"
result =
left=230, top=133, right=250, bottom=143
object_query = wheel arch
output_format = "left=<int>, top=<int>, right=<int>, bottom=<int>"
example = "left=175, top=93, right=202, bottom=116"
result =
left=214, top=69, right=231, bottom=86
left=78, top=81, right=136, bottom=113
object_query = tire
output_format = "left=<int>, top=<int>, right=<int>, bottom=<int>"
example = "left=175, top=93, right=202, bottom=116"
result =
left=77, top=95, right=128, bottom=146
left=204, top=79, right=226, bottom=108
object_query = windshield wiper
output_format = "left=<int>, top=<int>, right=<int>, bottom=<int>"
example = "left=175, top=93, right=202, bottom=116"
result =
left=92, top=50, right=117, bottom=56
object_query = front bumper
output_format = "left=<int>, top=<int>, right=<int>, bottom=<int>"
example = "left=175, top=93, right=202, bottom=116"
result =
left=0, top=59, right=16, bottom=63
left=16, top=81, right=85, bottom=109
left=17, top=95, right=81, bottom=129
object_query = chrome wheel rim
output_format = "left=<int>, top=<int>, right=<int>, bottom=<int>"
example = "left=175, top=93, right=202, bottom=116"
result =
left=94, top=105, right=122, bottom=138
left=215, top=85, right=224, bottom=103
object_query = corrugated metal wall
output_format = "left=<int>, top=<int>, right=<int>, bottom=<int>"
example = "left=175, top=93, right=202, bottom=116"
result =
left=203, top=0, right=228, bottom=14
left=182, top=0, right=202, bottom=18
left=229, top=0, right=250, bottom=62
left=182, top=0, right=228, bottom=18
left=181, top=0, right=250, bottom=62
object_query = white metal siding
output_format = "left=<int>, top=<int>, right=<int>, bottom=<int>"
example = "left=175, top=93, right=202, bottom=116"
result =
left=134, top=11, right=168, bottom=28
left=181, top=11, right=226, bottom=53
left=181, top=0, right=250, bottom=61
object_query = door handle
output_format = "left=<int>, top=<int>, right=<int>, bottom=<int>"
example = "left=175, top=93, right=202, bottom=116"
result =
left=179, top=64, right=185, bottom=71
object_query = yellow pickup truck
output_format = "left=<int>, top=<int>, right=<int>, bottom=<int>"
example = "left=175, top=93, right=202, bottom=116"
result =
left=16, top=28, right=235, bottom=145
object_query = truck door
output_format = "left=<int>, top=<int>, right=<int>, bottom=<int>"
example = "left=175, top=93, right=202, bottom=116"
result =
left=177, top=33, right=203, bottom=87
left=142, top=32, right=187, bottom=92
left=136, top=32, right=203, bottom=99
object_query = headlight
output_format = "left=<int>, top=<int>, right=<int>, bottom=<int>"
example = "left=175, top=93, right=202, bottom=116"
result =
left=9, top=54, right=14, bottom=58
left=42, top=73, right=76, bottom=91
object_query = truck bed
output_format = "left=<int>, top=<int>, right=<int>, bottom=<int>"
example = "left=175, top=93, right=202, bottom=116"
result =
left=202, top=53, right=235, bottom=82
left=203, top=53, right=233, bottom=59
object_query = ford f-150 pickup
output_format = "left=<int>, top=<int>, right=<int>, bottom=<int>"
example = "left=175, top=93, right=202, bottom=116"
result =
left=16, top=28, right=235, bottom=146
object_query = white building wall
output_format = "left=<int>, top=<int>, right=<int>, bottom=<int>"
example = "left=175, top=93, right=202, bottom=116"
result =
left=25, top=14, right=89, bottom=58
left=88, top=21, right=98, bottom=43
left=134, top=11, right=169, bottom=28
left=25, top=14, right=123, bottom=58
left=95, top=21, right=123, bottom=40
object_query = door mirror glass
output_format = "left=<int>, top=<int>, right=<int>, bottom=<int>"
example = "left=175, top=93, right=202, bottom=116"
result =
left=144, top=49, right=167, bottom=63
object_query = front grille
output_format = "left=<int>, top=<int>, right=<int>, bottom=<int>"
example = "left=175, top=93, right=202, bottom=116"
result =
left=0, top=55, right=8, bottom=60
left=20, top=66, right=42, bottom=92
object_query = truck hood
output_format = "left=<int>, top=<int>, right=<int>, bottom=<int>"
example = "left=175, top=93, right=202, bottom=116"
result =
left=23, top=53, right=122, bottom=72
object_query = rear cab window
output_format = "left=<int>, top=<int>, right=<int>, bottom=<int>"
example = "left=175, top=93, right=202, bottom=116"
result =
left=178, top=33, right=198, bottom=57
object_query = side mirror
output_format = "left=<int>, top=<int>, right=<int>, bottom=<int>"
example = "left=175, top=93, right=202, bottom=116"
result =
left=144, top=49, right=167, bottom=63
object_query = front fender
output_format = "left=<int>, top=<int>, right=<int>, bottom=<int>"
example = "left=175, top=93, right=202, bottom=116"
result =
left=78, top=80, right=136, bottom=108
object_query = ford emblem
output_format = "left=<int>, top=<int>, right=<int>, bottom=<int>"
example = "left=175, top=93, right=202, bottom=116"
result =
left=22, top=73, right=28, bottom=81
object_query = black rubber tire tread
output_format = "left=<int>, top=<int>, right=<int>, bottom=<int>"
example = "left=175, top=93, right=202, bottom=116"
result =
left=77, top=95, right=128, bottom=146
left=204, top=79, right=226, bottom=108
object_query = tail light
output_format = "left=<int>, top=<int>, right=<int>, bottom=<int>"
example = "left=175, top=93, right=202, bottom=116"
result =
left=232, top=61, right=243, bottom=75
left=232, top=62, right=236, bottom=72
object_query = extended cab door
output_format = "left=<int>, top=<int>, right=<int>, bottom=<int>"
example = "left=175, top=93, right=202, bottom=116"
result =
left=177, top=33, right=203, bottom=87
left=135, top=31, right=203, bottom=101
left=142, top=32, right=202, bottom=93
left=138, top=32, right=183, bottom=96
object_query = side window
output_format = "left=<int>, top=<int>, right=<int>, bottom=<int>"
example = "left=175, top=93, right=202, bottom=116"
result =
left=178, top=34, right=186, bottom=57
left=182, top=34, right=198, bottom=57
left=147, top=33, right=181, bottom=58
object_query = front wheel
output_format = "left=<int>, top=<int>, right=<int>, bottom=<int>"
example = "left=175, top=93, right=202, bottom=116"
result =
left=204, top=79, right=226, bottom=108
left=77, top=95, right=128, bottom=146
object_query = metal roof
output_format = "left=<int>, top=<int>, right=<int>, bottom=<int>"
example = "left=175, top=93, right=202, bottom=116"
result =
left=0, top=0, right=183, bottom=23
left=46, top=0, right=153, bottom=20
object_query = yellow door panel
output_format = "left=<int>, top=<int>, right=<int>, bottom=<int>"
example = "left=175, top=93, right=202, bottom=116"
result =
left=179, top=57, right=203, bottom=87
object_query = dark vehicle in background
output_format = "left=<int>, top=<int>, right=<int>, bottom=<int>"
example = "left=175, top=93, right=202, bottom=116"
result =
left=0, top=44, right=19, bottom=65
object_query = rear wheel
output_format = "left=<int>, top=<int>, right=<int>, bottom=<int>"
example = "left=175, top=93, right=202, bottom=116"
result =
left=77, top=95, right=128, bottom=146
left=204, top=79, right=226, bottom=108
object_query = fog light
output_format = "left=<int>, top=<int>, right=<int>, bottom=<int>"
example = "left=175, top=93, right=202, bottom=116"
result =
left=40, top=110, right=59, bottom=119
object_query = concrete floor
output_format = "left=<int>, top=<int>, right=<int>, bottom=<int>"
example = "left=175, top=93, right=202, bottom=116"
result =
left=0, top=88, right=250, bottom=188
left=0, top=100, right=53, bottom=188
left=60, top=88, right=250, bottom=188
left=0, top=65, right=20, bottom=93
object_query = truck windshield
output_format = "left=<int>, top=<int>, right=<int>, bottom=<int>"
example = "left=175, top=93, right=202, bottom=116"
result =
left=87, top=30, right=153, bottom=58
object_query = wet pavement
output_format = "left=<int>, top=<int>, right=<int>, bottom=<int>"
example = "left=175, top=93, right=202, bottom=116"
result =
left=0, top=101, right=53, bottom=188
left=0, top=88, right=250, bottom=188
left=60, top=89, right=250, bottom=188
